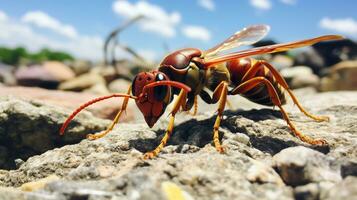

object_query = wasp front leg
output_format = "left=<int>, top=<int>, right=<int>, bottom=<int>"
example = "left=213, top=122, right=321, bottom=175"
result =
left=143, top=90, right=188, bottom=159
left=86, top=86, right=132, bottom=140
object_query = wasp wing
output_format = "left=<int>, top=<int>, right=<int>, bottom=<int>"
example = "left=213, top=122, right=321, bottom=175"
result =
left=204, top=35, right=344, bottom=67
left=204, top=24, right=270, bottom=57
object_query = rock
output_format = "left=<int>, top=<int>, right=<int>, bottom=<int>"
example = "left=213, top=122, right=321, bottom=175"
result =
left=83, top=83, right=110, bottom=95
left=108, top=79, right=131, bottom=93
left=15, top=65, right=57, bottom=89
left=280, top=66, right=319, bottom=89
left=91, top=66, right=118, bottom=83
left=15, top=62, right=75, bottom=89
left=294, top=182, right=334, bottom=200
left=246, top=160, right=284, bottom=185
left=293, top=48, right=325, bottom=75
left=319, top=60, right=357, bottom=91
left=0, top=130, right=294, bottom=199
left=0, top=186, right=63, bottom=200
left=273, top=146, right=342, bottom=186
left=42, top=61, right=75, bottom=81
left=0, top=86, right=137, bottom=120
left=0, top=63, right=16, bottom=86
left=59, top=72, right=105, bottom=91
left=321, top=176, right=357, bottom=200
left=313, top=39, right=357, bottom=67
left=270, top=55, right=293, bottom=71
left=0, top=89, right=356, bottom=199
left=20, top=175, right=60, bottom=192
left=0, top=96, right=109, bottom=169
left=161, top=181, right=194, bottom=200
left=67, top=60, right=91, bottom=75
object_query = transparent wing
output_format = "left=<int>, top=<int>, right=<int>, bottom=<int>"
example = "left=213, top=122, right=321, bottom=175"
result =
left=204, top=24, right=270, bottom=57
left=204, top=35, right=344, bottom=67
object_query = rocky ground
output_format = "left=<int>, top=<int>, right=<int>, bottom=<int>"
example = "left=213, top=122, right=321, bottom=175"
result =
left=0, top=88, right=356, bottom=200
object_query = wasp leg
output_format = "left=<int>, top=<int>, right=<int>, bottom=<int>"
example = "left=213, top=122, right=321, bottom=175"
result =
left=260, top=61, right=329, bottom=122
left=192, top=95, right=198, bottom=116
left=201, top=82, right=229, bottom=153
left=143, top=90, right=188, bottom=159
left=86, top=87, right=131, bottom=140
left=185, top=95, right=198, bottom=116
left=230, top=77, right=327, bottom=145
left=213, top=82, right=228, bottom=153
left=244, top=60, right=329, bottom=122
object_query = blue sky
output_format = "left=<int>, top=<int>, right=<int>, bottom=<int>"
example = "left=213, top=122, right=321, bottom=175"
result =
left=0, top=0, right=356, bottom=61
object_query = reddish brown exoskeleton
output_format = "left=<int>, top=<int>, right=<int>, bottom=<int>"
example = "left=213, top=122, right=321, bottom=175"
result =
left=60, top=25, right=343, bottom=159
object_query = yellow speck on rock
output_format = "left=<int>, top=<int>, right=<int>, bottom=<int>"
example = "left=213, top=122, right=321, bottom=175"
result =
left=20, top=175, right=60, bottom=192
left=161, top=181, right=194, bottom=200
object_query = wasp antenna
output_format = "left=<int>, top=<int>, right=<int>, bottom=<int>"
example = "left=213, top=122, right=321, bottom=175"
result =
left=143, top=80, right=191, bottom=93
left=60, top=94, right=136, bottom=135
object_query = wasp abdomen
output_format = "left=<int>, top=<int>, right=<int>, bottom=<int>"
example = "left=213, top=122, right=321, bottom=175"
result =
left=227, top=58, right=286, bottom=106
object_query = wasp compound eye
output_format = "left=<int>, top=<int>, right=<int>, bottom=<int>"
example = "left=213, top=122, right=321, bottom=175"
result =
left=131, top=75, right=137, bottom=96
left=154, top=73, right=168, bottom=101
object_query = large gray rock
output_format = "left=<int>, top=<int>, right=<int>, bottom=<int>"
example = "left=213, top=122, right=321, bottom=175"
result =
left=273, top=146, right=341, bottom=186
left=0, top=89, right=356, bottom=199
left=0, top=63, right=16, bottom=86
left=15, top=62, right=75, bottom=89
left=321, top=176, right=357, bottom=200
left=0, top=96, right=109, bottom=169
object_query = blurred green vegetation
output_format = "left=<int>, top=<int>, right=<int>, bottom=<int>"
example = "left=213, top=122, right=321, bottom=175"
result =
left=0, top=46, right=74, bottom=66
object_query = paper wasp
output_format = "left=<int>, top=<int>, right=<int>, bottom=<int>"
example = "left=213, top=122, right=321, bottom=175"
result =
left=60, top=25, right=342, bottom=159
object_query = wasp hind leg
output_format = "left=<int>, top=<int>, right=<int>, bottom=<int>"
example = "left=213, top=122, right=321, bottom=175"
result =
left=86, top=87, right=131, bottom=140
left=230, top=77, right=327, bottom=145
left=259, top=61, right=329, bottom=122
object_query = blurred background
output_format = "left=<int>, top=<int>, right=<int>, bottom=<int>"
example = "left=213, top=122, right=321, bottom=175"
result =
left=0, top=0, right=356, bottom=120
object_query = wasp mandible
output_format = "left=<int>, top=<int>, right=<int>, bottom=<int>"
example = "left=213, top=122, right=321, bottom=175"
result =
left=60, top=25, right=343, bottom=159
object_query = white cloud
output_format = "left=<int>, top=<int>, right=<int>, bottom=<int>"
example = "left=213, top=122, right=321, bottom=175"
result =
left=22, top=11, right=78, bottom=38
left=250, top=0, right=271, bottom=10
left=137, top=49, right=157, bottom=61
left=0, top=12, right=103, bottom=60
left=280, top=0, right=296, bottom=5
left=0, top=10, right=8, bottom=22
left=182, top=25, right=211, bottom=42
left=319, top=17, right=357, bottom=36
left=112, top=0, right=181, bottom=38
left=198, top=0, right=215, bottom=11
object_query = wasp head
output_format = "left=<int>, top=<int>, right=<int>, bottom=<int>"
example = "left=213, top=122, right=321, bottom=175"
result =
left=132, top=71, right=172, bottom=128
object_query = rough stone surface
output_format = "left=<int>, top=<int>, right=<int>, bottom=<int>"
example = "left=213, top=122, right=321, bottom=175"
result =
left=0, top=89, right=356, bottom=199
left=108, top=79, right=131, bottom=93
left=0, top=63, right=16, bottom=86
left=0, top=96, right=109, bottom=169
left=273, top=146, right=341, bottom=186
left=15, top=62, right=75, bottom=89
left=270, top=55, right=293, bottom=70
left=280, top=66, right=319, bottom=89
left=0, top=86, right=137, bottom=120
left=321, top=176, right=357, bottom=200
left=319, top=60, right=357, bottom=91
left=59, top=72, right=106, bottom=91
